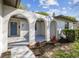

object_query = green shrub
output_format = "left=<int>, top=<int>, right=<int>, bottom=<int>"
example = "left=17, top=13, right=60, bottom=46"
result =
left=63, top=29, right=79, bottom=42
left=75, top=29, right=79, bottom=40
left=63, top=29, right=75, bottom=42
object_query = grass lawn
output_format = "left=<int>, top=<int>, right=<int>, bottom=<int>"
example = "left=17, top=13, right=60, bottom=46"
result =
left=30, top=40, right=79, bottom=58
left=52, top=40, right=79, bottom=58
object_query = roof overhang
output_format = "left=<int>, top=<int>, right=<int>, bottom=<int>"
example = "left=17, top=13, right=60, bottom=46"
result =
left=54, top=15, right=77, bottom=22
left=3, top=0, right=21, bottom=8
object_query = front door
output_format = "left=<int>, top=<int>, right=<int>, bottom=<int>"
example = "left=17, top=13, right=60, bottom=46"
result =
left=10, top=22, right=17, bottom=36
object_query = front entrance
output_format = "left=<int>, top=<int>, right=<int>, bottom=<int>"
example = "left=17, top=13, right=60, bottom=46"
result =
left=35, top=19, right=46, bottom=42
left=10, top=22, right=17, bottom=36
left=8, top=14, right=30, bottom=49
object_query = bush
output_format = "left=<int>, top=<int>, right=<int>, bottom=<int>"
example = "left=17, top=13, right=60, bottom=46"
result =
left=63, top=29, right=79, bottom=42
left=63, top=29, right=75, bottom=42
left=75, top=29, right=79, bottom=40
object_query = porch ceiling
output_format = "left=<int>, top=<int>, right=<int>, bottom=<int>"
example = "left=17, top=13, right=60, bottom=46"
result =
left=3, top=0, right=21, bottom=8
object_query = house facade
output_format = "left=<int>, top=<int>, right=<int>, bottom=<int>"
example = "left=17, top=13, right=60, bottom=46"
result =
left=73, top=22, right=79, bottom=29
left=0, top=0, right=75, bottom=56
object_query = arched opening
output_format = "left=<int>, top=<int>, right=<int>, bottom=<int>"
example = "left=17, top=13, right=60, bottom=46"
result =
left=8, top=15, right=29, bottom=48
left=35, top=19, right=46, bottom=42
left=50, top=21, right=57, bottom=39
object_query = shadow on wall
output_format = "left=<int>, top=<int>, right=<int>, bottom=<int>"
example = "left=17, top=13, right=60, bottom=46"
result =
left=24, top=32, right=29, bottom=42
left=3, top=5, right=17, bottom=16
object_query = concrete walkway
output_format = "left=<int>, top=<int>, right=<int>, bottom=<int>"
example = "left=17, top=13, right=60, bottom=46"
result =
left=8, top=36, right=45, bottom=58
left=8, top=40, right=35, bottom=58
left=11, top=46, right=35, bottom=58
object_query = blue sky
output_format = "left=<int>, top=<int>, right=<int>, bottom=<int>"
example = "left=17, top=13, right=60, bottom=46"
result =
left=21, top=0, right=79, bottom=20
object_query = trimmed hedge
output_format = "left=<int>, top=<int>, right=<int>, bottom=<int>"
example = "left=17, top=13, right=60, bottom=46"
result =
left=75, top=29, right=79, bottom=40
left=63, top=29, right=79, bottom=42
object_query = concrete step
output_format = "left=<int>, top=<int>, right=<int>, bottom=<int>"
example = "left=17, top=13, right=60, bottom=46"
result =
left=8, top=42, right=29, bottom=49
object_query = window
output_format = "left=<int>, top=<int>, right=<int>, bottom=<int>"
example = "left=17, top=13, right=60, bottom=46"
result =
left=10, top=22, right=17, bottom=36
left=65, top=22, right=69, bottom=29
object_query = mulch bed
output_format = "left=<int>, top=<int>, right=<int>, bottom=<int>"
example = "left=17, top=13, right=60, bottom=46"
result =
left=28, top=41, right=57, bottom=58
left=28, top=41, right=71, bottom=58
left=1, top=50, right=11, bottom=58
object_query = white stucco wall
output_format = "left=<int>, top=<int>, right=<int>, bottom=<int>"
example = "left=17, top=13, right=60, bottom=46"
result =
left=0, top=0, right=3, bottom=56
left=69, top=22, right=74, bottom=29
left=73, top=23, right=78, bottom=29
left=0, top=16, right=3, bottom=56
left=56, top=20, right=65, bottom=30
left=50, top=21, right=56, bottom=38
left=56, top=20, right=65, bottom=31
left=20, top=19, right=29, bottom=41
left=54, top=19, right=66, bottom=38
left=54, top=19, right=74, bottom=38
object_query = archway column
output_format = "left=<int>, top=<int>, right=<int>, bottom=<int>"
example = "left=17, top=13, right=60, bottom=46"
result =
left=0, top=16, right=3, bottom=56
left=2, top=17, right=9, bottom=53
left=29, top=21, right=36, bottom=45
left=46, top=21, right=50, bottom=41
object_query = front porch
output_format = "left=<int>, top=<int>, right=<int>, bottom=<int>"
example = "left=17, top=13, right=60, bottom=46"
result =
left=8, top=16, right=57, bottom=49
